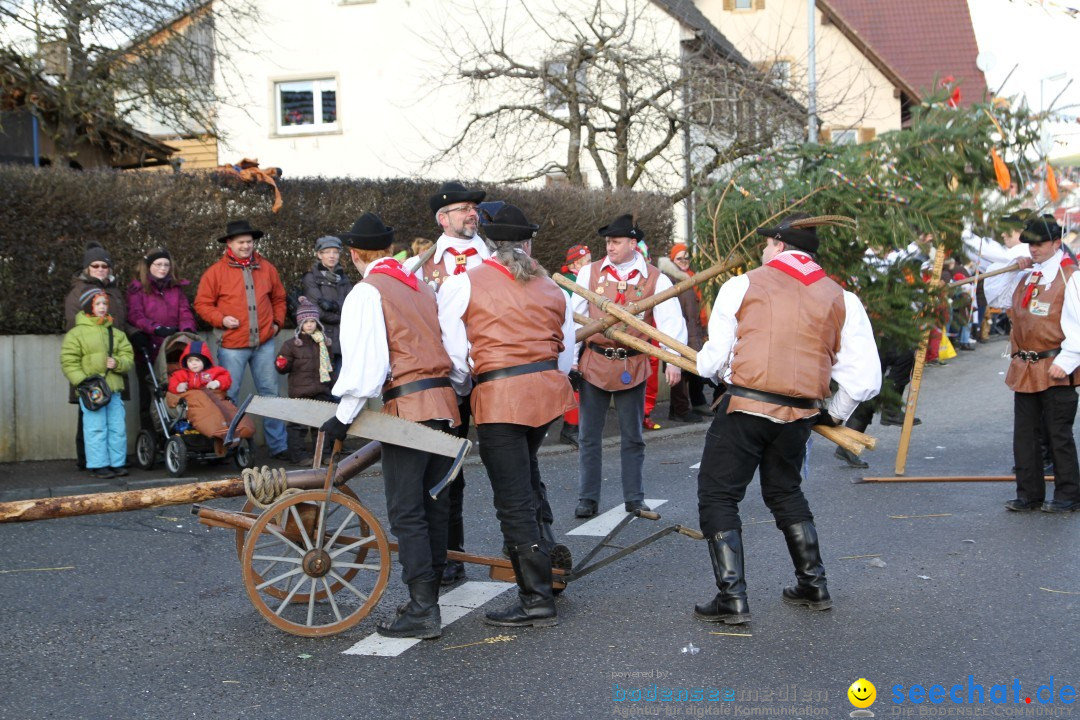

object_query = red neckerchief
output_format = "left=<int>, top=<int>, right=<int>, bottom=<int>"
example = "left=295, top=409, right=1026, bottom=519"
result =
left=765, top=252, right=825, bottom=286
left=445, top=247, right=479, bottom=274
left=603, top=265, right=641, bottom=303
left=225, top=248, right=254, bottom=267
left=1062, top=256, right=1076, bottom=267
left=368, top=258, right=418, bottom=291
left=1021, top=271, right=1043, bottom=307
left=482, top=258, right=515, bottom=281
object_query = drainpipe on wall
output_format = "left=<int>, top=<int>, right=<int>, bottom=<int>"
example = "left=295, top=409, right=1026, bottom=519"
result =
left=807, top=0, right=818, bottom=144
left=31, top=114, right=40, bottom=167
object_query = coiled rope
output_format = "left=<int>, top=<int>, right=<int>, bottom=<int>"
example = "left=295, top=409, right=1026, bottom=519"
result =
left=242, top=465, right=301, bottom=509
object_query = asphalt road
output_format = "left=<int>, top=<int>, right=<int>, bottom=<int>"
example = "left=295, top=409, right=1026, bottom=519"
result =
left=2, top=340, right=1078, bottom=720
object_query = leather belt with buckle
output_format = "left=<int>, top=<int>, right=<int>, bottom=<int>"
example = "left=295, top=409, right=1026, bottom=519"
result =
left=1011, top=348, right=1061, bottom=364
left=382, top=376, right=453, bottom=402
left=588, top=342, right=640, bottom=360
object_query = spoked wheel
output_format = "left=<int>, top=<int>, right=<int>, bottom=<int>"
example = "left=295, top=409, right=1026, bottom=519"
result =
left=134, top=430, right=157, bottom=470
left=241, top=490, right=390, bottom=637
left=164, top=435, right=187, bottom=477
left=233, top=485, right=373, bottom=602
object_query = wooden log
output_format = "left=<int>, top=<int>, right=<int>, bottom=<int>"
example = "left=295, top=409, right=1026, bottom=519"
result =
left=858, top=475, right=1053, bottom=484
left=568, top=255, right=745, bottom=343
left=0, top=442, right=383, bottom=524
left=572, top=313, right=873, bottom=455
left=894, top=247, right=945, bottom=476
left=555, top=274, right=696, bottom=359
left=947, top=263, right=1020, bottom=288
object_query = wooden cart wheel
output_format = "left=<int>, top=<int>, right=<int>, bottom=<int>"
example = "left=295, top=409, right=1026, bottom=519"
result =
left=241, top=490, right=390, bottom=637
left=234, top=485, right=373, bottom=602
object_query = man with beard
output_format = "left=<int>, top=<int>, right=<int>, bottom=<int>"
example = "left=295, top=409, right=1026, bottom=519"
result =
left=406, top=181, right=490, bottom=586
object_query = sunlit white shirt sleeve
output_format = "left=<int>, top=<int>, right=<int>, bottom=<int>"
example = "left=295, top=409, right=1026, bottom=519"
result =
left=437, top=273, right=473, bottom=396
left=558, top=291, right=576, bottom=373
left=331, top=283, right=390, bottom=424
left=828, top=291, right=882, bottom=421
left=962, top=231, right=1010, bottom=270
left=1053, top=272, right=1080, bottom=375
left=696, top=275, right=748, bottom=381
left=651, top=272, right=688, bottom=353
left=570, top=263, right=592, bottom=358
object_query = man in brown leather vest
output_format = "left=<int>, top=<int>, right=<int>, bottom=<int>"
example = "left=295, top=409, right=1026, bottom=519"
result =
left=320, top=212, right=461, bottom=639
left=406, top=181, right=490, bottom=586
left=694, top=214, right=881, bottom=625
left=439, top=204, right=576, bottom=628
left=569, top=214, right=688, bottom=519
left=985, top=215, right=1080, bottom=513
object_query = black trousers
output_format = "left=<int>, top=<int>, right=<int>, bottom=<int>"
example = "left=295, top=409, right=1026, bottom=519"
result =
left=848, top=347, right=915, bottom=430
left=477, top=421, right=554, bottom=548
left=381, top=419, right=455, bottom=585
left=446, top=396, right=471, bottom=554
left=1013, top=387, right=1080, bottom=504
left=697, top=396, right=815, bottom=536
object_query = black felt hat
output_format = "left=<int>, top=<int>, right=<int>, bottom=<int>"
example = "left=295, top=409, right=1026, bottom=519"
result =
left=339, top=212, right=395, bottom=250
left=998, top=213, right=1027, bottom=231
left=217, top=219, right=264, bottom=243
left=598, top=214, right=645, bottom=240
left=483, top=204, right=539, bottom=243
left=1021, top=214, right=1064, bottom=244
left=429, top=181, right=486, bottom=215
left=755, top=213, right=820, bottom=254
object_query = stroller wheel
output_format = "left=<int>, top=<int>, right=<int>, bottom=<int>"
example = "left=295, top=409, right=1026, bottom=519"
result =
left=234, top=438, right=254, bottom=470
left=165, top=435, right=188, bottom=477
left=135, top=430, right=157, bottom=470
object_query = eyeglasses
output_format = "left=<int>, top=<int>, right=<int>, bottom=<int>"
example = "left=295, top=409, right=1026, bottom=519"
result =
left=89, top=263, right=110, bottom=269
left=443, top=205, right=476, bottom=215
left=150, top=260, right=171, bottom=267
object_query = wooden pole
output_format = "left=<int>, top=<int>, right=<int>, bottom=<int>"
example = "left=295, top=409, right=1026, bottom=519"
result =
left=567, top=255, right=744, bottom=343
left=894, top=247, right=946, bottom=476
left=0, top=442, right=382, bottom=524
left=858, top=475, right=1053, bottom=484
left=947, top=263, right=1020, bottom=288
left=558, top=275, right=697, bottom=358
left=572, top=314, right=874, bottom=455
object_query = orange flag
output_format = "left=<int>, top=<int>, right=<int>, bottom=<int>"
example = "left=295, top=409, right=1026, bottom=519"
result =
left=1047, top=161, right=1060, bottom=202
left=991, top=148, right=1011, bottom=192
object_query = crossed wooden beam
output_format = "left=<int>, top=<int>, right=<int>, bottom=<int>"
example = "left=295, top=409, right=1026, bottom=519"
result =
left=552, top=256, right=877, bottom=457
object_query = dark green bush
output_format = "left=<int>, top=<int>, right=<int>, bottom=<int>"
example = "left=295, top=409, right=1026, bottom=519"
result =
left=0, top=166, right=673, bottom=334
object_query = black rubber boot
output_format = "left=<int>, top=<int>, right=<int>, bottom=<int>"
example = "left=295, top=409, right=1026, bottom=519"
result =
left=780, top=521, right=832, bottom=611
left=377, top=580, right=442, bottom=639
left=484, top=544, right=558, bottom=628
left=694, top=530, right=751, bottom=624
left=539, top=521, right=573, bottom=573
left=559, top=422, right=579, bottom=447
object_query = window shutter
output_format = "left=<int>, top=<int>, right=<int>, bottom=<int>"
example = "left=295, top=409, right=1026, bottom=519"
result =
left=857, top=128, right=877, bottom=143
left=753, top=0, right=765, bottom=9
left=818, top=128, right=832, bottom=143
left=724, top=0, right=735, bottom=10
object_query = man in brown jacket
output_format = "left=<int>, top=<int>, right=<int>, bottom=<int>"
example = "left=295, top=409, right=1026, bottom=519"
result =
left=321, top=212, right=461, bottom=639
left=194, top=220, right=289, bottom=458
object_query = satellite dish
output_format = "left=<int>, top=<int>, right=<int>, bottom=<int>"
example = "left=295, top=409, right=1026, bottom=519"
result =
left=976, top=52, right=997, bottom=72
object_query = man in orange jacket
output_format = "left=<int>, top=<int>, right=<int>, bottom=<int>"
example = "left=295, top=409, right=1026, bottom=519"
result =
left=194, top=219, right=289, bottom=459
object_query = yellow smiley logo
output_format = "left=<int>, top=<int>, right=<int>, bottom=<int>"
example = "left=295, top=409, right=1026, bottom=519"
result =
left=848, top=678, right=876, bottom=709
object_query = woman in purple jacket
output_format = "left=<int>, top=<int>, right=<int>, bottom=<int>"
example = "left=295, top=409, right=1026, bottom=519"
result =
left=126, top=248, right=197, bottom=428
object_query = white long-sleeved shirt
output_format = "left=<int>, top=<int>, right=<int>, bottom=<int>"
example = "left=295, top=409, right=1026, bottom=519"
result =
left=961, top=230, right=1014, bottom=272
left=330, top=258, right=395, bottom=423
left=438, top=269, right=577, bottom=397
left=695, top=251, right=882, bottom=422
left=982, top=248, right=1080, bottom=375
left=570, top=254, right=688, bottom=356
left=981, top=243, right=1034, bottom=309
left=404, top=233, right=490, bottom=279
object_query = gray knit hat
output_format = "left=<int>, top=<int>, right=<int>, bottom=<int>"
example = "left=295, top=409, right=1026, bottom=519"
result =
left=82, top=242, right=112, bottom=269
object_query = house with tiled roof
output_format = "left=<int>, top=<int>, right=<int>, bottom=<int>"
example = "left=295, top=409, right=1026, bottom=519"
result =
left=697, top=0, right=986, bottom=141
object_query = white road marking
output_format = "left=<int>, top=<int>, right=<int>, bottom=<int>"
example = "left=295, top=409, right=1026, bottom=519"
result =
left=566, top=499, right=668, bottom=537
left=341, top=581, right=512, bottom=657
left=690, top=462, right=701, bottom=469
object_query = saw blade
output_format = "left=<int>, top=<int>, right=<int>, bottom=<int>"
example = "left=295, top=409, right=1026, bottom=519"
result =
left=245, top=396, right=468, bottom=459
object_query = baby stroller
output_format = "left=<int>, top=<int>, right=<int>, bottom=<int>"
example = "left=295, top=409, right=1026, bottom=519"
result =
left=133, top=332, right=255, bottom=477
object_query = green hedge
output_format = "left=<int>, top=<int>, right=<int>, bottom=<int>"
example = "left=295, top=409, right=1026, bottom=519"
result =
left=0, top=166, right=674, bottom=334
